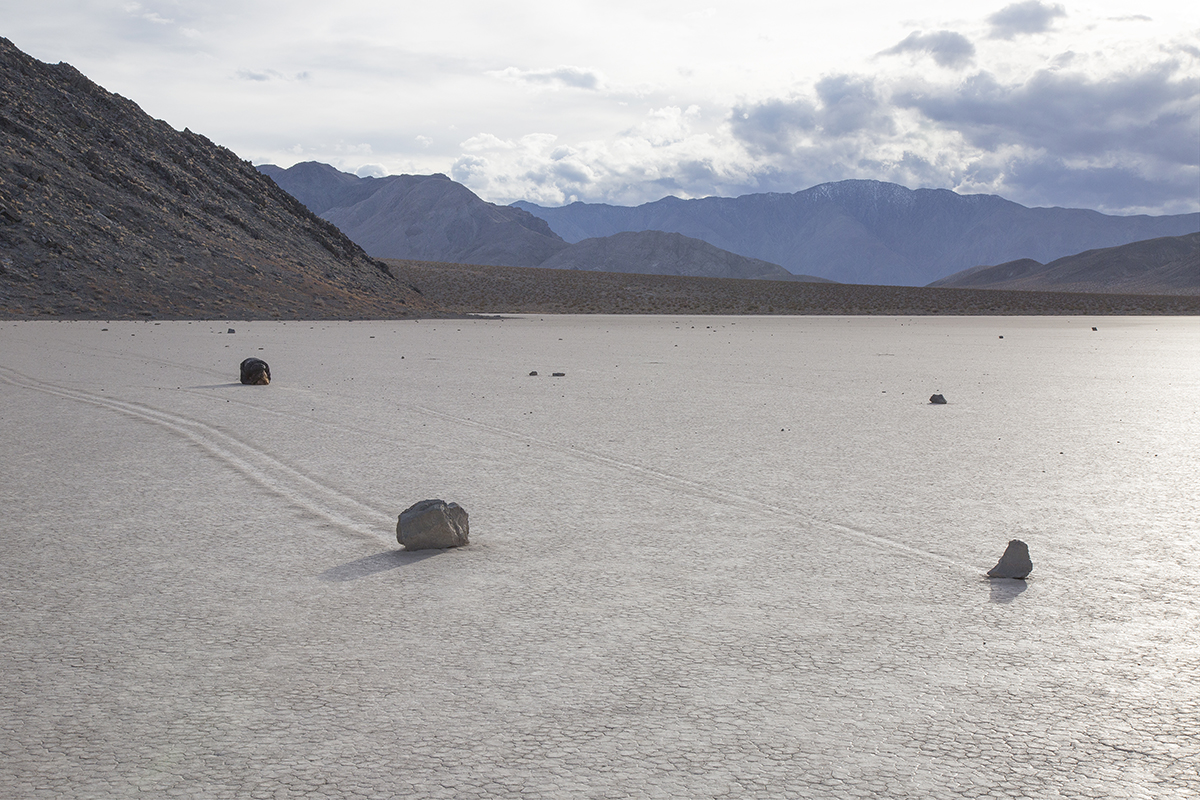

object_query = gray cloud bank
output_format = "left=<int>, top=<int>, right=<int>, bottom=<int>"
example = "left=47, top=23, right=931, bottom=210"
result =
left=726, top=54, right=1198, bottom=214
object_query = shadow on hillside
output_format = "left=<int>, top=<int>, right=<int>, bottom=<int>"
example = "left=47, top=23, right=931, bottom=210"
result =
left=189, top=382, right=246, bottom=389
left=318, top=549, right=441, bottom=582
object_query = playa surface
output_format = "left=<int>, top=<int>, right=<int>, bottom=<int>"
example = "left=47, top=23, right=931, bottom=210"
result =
left=2, top=316, right=1197, bottom=799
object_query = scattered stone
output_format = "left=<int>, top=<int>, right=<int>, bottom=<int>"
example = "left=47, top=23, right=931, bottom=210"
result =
left=397, top=499, right=469, bottom=550
left=552, top=372, right=566, bottom=377
left=1092, top=327, right=1098, bottom=331
left=529, top=370, right=538, bottom=376
left=227, top=328, right=236, bottom=334
left=987, top=539, right=1033, bottom=579
left=929, top=394, right=947, bottom=404
left=998, top=335, right=1004, bottom=339
left=239, top=357, right=271, bottom=385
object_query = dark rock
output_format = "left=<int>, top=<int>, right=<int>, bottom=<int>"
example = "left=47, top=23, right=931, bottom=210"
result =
left=397, top=499, right=469, bottom=550
left=239, top=357, right=271, bottom=385
left=227, top=328, right=236, bottom=334
left=987, top=539, right=1033, bottom=579
left=552, top=372, right=566, bottom=377
left=930, top=394, right=947, bottom=404
left=529, top=370, right=538, bottom=376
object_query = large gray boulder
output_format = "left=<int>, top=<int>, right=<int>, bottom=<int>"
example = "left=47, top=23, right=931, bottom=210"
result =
left=987, top=539, right=1032, bottom=579
left=397, top=499, right=469, bottom=550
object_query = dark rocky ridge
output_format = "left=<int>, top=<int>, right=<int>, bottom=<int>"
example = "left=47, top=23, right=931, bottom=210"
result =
left=385, top=259, right=1200, bottom=316
left=929, top=233, right=1200, bottom=295
left=0, top=37, right=437, bottom=319
left=540, top=230, right=830, bottom=282
left=514, top=182, right=1200, bottom=288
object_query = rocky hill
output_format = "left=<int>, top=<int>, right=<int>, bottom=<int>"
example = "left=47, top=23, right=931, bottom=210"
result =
left=514, top=181, right=1200, bottom=288
left=0, top=37, right=436, bottom=319
left=539, top=230, right=827, bottom=281
left=929, top=233, right=1200, bottom=295
left=260, top=163, right=568, bottom=267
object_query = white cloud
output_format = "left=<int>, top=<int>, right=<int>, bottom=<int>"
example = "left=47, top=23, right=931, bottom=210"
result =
left=487, top=65, right=606, bottom=91
left=880, top=30, right=976, bottom=69
left=987, top=1, right=1066, bottom=40
left=5, top=0, right=1197, bottom=215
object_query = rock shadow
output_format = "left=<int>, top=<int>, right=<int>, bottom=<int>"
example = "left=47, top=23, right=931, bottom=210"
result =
left=987, top=578, right=1029, bottom=604
left=189, top=383, right=247, bottom=389
left=319, top=549, right=441, bottom=582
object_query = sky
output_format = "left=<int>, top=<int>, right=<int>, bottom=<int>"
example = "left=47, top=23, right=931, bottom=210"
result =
left=5, top=1, right=1199, bottom=214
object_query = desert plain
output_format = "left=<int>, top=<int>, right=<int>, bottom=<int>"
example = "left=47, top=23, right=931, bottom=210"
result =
left=1, top=314, right=1197, bottom=799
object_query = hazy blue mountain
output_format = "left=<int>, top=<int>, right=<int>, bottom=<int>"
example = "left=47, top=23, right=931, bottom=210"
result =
left=261, top=163, right=825, bottom=280
left=540, top=230, right=830, bottom=281
left=929, top=232, right=1200, bottom=295
left=261, top=163, right=568, bottom=267
left=513, top=181, right=1200, bottom=286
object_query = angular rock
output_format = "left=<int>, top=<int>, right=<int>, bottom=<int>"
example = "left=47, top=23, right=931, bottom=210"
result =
left=397, top=499, right=469, bottom=550
left=987, top=539, right=1033, bottom=579
left=239, top=357, right=271, bottom=385
left=930, top=394, right=947, bottom=404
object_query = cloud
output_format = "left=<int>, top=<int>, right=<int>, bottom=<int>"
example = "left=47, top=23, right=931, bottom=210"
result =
left=487, top=65, right=605, bottom=91
left=815, top=75, right=893, bottom=136
left=236, top=69, right=276, bottom=82
left=729, top=97, right=817, bottom=156
left=881, top=31, right=976, bottom=69
left=730, top=74, right=892, bottom=156
left=447, top=117, right=758, bottom=206
left=123, top=2, right=172, bottom=25
left=987, top=1, right=1066, bottom=39
left=235, top=69, right=310, bottom=83
left=888, top=60, right=1200, bottom=212
left=896, top=63, right=1199, bottom=166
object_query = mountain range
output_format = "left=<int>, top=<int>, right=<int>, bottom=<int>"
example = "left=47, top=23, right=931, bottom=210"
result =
left=514, top=184, right=1199, bottom=287
left=259, top=162, right=827, bottom=282
left=0, top=37, right=432, bottom=319
left=931, top=233, right=1200, bottom=295
left=1, top=33, right=1196, bottom=321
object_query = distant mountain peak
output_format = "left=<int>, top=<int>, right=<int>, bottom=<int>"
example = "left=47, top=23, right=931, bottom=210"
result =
left=515, top=180, right=1198, bottom=286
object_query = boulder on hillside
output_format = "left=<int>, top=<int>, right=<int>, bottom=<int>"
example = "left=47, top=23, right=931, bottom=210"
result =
left=987, top=539, right=1033, bottom=579
left=929, top=394, right=947, bottom=404
left=397, top=499, right=470, bottom=550
left=239, top=357, right=271, bottom=385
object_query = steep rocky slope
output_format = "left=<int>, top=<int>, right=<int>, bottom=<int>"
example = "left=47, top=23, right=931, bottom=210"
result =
left=0, top=38, right=435, bottom=319
left=514, top=181, right=1199, bottom=287
left=929, top=233, right=1200, bottom=295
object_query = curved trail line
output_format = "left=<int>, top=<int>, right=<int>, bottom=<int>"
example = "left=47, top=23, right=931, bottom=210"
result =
left=0, top=365, right=392, bottom=543
left=414, top=405, right=976, bottom=573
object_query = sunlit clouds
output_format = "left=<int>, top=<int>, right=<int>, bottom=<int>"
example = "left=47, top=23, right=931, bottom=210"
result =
left=6, top=0, right=1198, bottom=214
